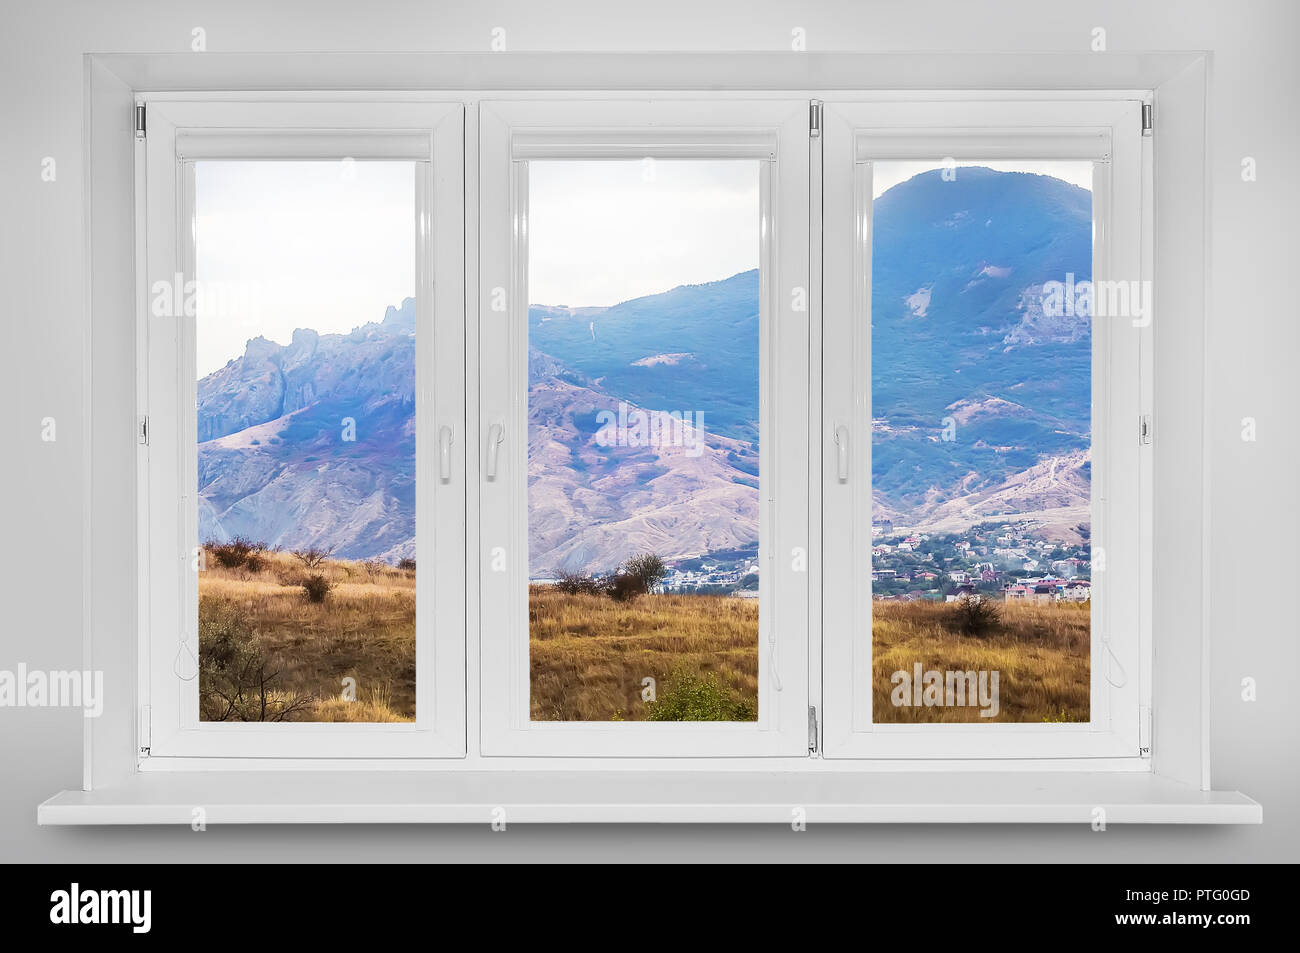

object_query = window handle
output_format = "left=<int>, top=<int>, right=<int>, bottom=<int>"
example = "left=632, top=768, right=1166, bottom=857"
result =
left=833, top=424, right=850, bottom=482
left=438, top=425, right=454, bottom=483
left=485, top=422, right=505, bottom=481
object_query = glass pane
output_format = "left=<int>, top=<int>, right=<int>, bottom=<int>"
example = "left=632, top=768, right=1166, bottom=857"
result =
left=870, top=161, right=1093, bottom=724
left=193, top=160, right=417, bottom=723
left=527, top=159, right=761, bottom=722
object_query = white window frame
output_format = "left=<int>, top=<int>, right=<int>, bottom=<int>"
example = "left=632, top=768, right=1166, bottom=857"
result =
left=820, top=100, right=1152, bottom=760
left=138, top=99, right=467, bottom=759
left=476, top=99, right=811, bottom=757
left=46, top=51, right=1263, bottom=821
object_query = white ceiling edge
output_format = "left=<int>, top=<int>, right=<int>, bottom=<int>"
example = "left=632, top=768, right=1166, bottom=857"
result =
left=89, top=50, right=1205, bottom=93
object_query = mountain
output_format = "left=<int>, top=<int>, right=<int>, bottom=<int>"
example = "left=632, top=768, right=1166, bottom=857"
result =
left=869, top=167, right=1092, bottom=518
left=530, top=269, right=760, bottom=444
left=196, top=167, right=1093, bottom=567
left=898, top=449, right=1092, bottom=545
left=197, top=301, right=417, bottom=562
left=528, top=349, right=759, bottom=573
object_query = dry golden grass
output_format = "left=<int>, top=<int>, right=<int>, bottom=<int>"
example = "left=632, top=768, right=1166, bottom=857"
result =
left=529, top=586, right=759, bottom=721
left=872, top=598, right=1090, bottom=723
left=311, top=694, right=407, bottom=722
left=198, top=553, right=1089, bottom=726
left=198, top=548, right=414, bottom=722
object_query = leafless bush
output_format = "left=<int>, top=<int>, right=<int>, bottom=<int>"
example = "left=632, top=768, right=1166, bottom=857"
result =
left=292, top=546, right=334, bottom=569
left=208, top=536, right=266, bottom=570
left=198, top=602, right=314, bottom=722
left=950, top=594, right=1001, bottom=638
left=553, top=570, right=606, bottom=596
left=302, top=573, right=334, bottom=603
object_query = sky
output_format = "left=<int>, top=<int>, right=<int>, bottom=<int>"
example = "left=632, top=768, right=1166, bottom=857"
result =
left=871, top=160, right=1093, bottom=198
left=527, top=159, right=760, bottom=308
left=190, top=157, right=1087, bottom=376
left=194, top=160, right=415, bottom=377
left=529, top=160, right=1085, bottom=305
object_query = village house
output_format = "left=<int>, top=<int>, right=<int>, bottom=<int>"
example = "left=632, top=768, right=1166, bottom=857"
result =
left=1062, top=579, right=1092, bottom=602
left=945, top=583, right=979, bottom=603
left=1029, top=583, right=1058, bottom=604
left=1003, top=583, right=1032, bottom=603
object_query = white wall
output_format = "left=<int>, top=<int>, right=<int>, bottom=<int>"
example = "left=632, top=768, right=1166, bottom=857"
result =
left=0, top=0, right=1295, bottom=861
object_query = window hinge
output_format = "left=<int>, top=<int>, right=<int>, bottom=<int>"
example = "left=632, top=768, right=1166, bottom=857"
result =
left=1139, top=705, right=1152, bottom=757
left=1141, top=102, right=1153, bottom=137
left=138, top=704, right=151, bottom=756
left=1139, top=413, right=1153, bottom=446
left=809, top=100, right=822, bottom=139
left=138, top=414, right=150, bottom=446
left=808, top=705, right=819, bottom=753
left=134, top=102, right=146, bottom=140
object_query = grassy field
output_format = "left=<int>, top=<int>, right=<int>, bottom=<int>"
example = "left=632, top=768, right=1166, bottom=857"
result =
left=197, top=548, right=415, bottom=722
left=529, top=591, right=1088, bottom=723
left=197, top=555, right=1088, bottom=725
left=530, top=586, right=759, bottom=721
left=872, top=598, right=1090, bottom=723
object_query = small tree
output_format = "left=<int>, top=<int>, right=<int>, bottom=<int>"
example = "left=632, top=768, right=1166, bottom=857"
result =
left=624, top=553, right=667, bottom=591
left=292, top=545, right=333, bottom=569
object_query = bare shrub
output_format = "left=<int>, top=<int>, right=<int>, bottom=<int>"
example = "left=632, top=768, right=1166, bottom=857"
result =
left=949, top=593, right=1001, bottom=638
left=208, top=536, right=265, bottom=569
left=292, top=546, right=333, bottom=569
left=603, top=553, right=667, bottom=602
left=302, top=573, right=334, bottom=603
left=606, top=571, right=647, bottom=602
left=198, top=601, right=313, bottom=722
left=553, top=570, right=605, bottom=596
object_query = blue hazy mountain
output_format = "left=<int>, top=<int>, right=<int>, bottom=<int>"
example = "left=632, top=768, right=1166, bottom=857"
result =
left=196, top=167, right=1092, bottom=563
left=869, top=167, right=1092, bottom=512
left=197, top=302, right=417, bottom=562
left=529, top=269, right=761, bottom=445
left=530, top=167, right=1092, bottom=515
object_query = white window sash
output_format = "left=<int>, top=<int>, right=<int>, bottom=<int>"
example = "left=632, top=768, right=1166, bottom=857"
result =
left=476, top=99, right=811, bottom=757
left=819, top=99, right=1151, bottom=760
left=139, top=99, right=467, bottom=759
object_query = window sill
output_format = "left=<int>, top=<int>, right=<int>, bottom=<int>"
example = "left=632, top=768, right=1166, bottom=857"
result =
left=39, top=770, right=1260, bottom=825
